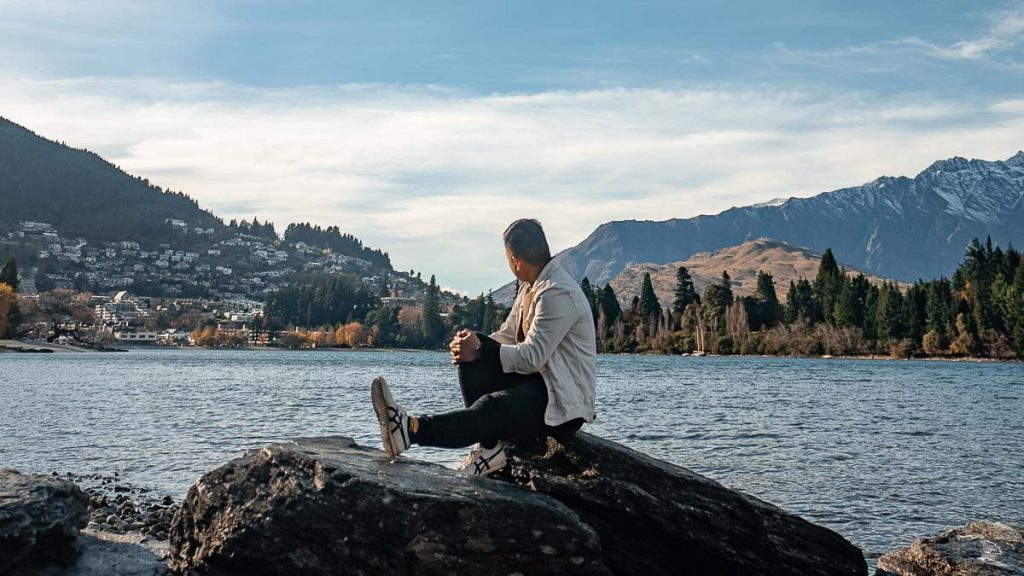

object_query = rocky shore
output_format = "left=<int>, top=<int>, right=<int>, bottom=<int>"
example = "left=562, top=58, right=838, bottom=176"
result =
left=4, top=438, right=1022, bottom=576
left=61, top=472, right=179, bottom=541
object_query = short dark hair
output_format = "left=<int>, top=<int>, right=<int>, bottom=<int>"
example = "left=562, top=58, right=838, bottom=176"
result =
left=503, top=219, right=551, bottom=266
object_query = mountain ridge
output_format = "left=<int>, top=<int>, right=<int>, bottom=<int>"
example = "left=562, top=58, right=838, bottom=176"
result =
left=556, top=151, right=1024, bottom=286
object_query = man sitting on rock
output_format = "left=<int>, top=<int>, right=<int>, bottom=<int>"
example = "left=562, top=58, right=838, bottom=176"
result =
left=371, top=218, right=597, bottom=476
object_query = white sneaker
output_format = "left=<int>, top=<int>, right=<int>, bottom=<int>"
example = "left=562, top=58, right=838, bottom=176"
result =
left=371, top=376, right=410, bottom=460
left=456, top=441, right=508, bottom=477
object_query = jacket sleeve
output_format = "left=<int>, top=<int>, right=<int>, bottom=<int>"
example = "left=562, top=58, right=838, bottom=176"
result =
left=499, top=287, right=576, bottom=374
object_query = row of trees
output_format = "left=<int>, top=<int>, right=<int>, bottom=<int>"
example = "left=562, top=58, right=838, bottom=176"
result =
left=260, top=273, right=510, bottom=350
left=0, top=257, right=111, bottom=345
left=579, top=238, right=1023, bottom=359
left=282, top=222, right=392, bottom=269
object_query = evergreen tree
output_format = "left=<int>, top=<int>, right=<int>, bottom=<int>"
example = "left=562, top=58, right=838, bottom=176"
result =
left=813, top=248, right=843, bottom=325
left=481, top=291, right=496, bottom=333
left=875, top=281, right=905, bottom=342
left=833, top=276, right=856, bottom=327
left=0, top=257, right=17, bottom=291
left=638, top=273, right=662, bottom=323
left=672, top=266, right=699, bottom=314
left=904, top=282, right=928, bottom=344
left=599, top=284, right=622, bottom=327
left=785, top=278, right=817, bottom=323
left=420, top=275, right=444, bottom=346
left=580, top=277, right=599, bottom=325
left=720, top=271, right=734, bottom=305
left=701, top=284, right=730, bottom=335
left=747, top=271, right=780, bottom=329
left=924, top=278, right=954, bottom=335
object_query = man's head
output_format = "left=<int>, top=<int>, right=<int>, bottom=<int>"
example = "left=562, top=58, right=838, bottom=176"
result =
left=504, top=219, right=551, bottom=282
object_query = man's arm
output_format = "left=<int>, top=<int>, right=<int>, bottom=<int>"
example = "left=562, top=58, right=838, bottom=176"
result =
left=498, top=288, right=576, bottom=374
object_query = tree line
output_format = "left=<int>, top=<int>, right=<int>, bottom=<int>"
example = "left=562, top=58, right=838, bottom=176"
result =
left=261, top=274, right=508, bottom=349
left=580, top=238, right=1024, bottom=359
left=282, top=223, right=392, bottom=269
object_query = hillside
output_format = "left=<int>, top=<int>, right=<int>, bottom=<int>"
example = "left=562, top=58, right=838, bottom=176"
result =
left=0, top=117, right=406, bottom=299
left=0, top=117, right=224, bottom=245
left=607, top=238, right=897, bottom=306
left=557, top=152, right=1024, bottom=285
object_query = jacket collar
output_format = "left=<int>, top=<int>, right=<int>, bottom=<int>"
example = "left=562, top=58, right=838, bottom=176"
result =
left=530, top=257, right=559, bottom=288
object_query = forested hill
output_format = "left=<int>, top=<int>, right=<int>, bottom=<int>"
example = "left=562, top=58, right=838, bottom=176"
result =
left=0, top=117, right=223, bottom=244
left=0, top=117, right=392, bottom=272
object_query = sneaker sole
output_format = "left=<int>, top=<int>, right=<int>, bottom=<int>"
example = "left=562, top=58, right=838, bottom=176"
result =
left=371, top=376, right=397, bottom=460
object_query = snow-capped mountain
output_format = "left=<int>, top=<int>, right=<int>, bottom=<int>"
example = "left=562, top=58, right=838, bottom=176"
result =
left=557, top=151, right=1024, bottom=286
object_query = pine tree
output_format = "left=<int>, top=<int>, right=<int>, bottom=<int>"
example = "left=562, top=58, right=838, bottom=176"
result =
left=813, top=248, right=843, bottom=325
left=638, top=273, right=662, bottom=323
left=749, top=271, right=780, bottom=329
left=580, top=277, right=599, bottom=325
left=672, top=266, right=698, bottom=314
left=785, top=278, right=817, bottom=323
left=420, top=275, right=443, bottom=346
left=701, top=284, right=730, bottom=335
left=599, top=285, right=622, bottom=327
left=875, top=281, right=905, bottom=343
left=720, top=271, right=733, bottom=305
left=0, top=257, right=17, bottom=291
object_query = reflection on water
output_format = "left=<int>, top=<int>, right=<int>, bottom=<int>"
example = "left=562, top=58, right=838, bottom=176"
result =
left=1, top=349, right=1021, bottom=560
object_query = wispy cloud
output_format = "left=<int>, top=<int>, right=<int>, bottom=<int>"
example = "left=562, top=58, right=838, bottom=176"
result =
left=775, top=3, right=1024, bottom=67
left=1, top=76, right=1022, bottom=293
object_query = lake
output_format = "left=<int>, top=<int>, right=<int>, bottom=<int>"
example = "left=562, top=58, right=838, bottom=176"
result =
left=1, top=348, right=1021, bottom=562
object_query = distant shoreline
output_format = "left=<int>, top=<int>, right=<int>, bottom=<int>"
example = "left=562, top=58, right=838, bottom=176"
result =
left=11, top=339, right=1018, bottom=364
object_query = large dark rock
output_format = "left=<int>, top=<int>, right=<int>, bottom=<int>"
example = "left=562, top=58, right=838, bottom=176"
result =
left=500, top=432, right=867, bottom=576
left=168, top=436, right=608, bottom=575
left=875, top=521, right=1024, bottom=576
left=0, top=469, right=91, bottom=575
left=169, top=434, right=866, bottom=575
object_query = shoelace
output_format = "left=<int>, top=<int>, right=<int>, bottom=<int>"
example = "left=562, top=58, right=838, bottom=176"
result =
left=386, top=405, right=407, bottom=447
left=472, top=449, right=504, bottom=475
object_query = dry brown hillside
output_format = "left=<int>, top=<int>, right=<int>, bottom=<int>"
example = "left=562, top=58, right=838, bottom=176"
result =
left=607, top=238, right=899, bottom=306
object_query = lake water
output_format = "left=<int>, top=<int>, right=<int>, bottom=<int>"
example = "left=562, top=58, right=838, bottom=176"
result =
left=1, top=349, right=1021, bottom=562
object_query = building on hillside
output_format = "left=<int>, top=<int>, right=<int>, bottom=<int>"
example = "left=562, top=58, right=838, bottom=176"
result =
left=113, top=330, right=158, bottom=343
left=95, top=291, right=151, bottom=325
left=381, top=295, right=419, bottom=308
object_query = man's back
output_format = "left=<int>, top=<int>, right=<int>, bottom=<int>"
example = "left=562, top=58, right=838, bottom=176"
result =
left=493, top=257, right=597, bottom=426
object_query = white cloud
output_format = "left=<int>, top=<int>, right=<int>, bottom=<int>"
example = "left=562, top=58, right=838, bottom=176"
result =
left=1, top=76, right=1022, bottom=293
left=776, top=4, right=1024, bottom=66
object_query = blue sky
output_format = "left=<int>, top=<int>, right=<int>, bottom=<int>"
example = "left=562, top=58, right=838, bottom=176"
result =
left=1, top=1, right=1022, bottom=292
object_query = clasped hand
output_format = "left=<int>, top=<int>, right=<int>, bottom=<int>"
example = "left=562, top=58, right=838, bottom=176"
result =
left=449, top=328, right=481, bottom=364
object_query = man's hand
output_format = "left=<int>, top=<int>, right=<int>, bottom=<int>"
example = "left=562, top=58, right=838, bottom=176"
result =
left=449, top=328, right=481, bottom=364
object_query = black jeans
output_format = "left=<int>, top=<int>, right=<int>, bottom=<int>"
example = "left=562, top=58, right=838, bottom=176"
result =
left=414, top=333, right=584, bottom=449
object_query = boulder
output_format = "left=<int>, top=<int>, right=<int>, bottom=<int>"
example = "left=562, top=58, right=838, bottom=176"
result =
left=168, top=436, right=608, bottom=575
left=0, top=469, right=91, bottom=575
left=170, top=434, right=866, bottom=575
left=500, top=432, right=867, bottom=576
left=875, top=521, right=1024, bottom=576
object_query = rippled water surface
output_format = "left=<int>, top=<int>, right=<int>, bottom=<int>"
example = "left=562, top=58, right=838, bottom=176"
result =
left=1, top=349, right=1022, bottom=561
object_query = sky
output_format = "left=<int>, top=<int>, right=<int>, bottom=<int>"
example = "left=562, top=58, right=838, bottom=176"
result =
left=1, top=1, right=1022, bottom=294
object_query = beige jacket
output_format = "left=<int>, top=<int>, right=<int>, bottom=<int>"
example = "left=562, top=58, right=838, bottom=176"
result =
left=491, top=257, right=597, bottom=426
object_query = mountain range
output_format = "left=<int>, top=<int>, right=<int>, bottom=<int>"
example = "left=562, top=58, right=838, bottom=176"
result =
left=558, top=152, right=1024, bottom=287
